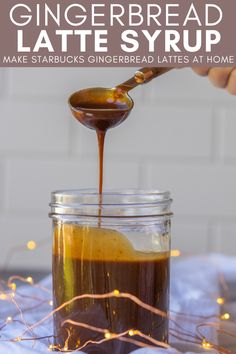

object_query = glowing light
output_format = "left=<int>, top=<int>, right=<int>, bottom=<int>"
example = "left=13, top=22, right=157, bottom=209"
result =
left=128, top=330, right=137, bottom=336
left=9, top=283, right=16, bottom=291
left=10, top=292, right=15, bottom=298
left=26, top=276, right=34, bottom=284
left=14, top=337, right=22, bottom=342
left=202, top=339, right=213, bottom=349
left=221, top=313, right=230, bottom=320
left=6, top=316, right=13, bottom=323
left=0, top=293, right=7, bottom=300
left=48, top=344, right=58, bottom=351
left=171, top=250, right=181, bottom=257
left=217, top=297, right=225, bottom=305
left=104, top=332, right=112, bottom=339
left=104, top=331, right=116, bottom=340
left=48, top=300, right=53, bottom=306
left=113, top=289, right=120, bottom=296
left=27, top=241, right=37, bottom=250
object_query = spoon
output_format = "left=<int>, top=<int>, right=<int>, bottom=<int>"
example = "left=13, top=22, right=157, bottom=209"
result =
left=69, top=67, right=172, bottom=131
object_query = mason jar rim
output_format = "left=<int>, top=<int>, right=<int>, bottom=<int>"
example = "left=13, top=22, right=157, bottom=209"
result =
left=51, top=188, right=171, bottom=203
left=49, top=189, right=173, bottom=218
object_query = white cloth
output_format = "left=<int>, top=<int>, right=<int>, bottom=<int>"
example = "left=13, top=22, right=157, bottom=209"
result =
left=1, top=255, right=234, bottom=354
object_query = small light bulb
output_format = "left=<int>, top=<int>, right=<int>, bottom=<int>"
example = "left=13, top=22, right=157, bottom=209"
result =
left=105, top=332, right=111, bottom=339
left=221, top=313, right=230, bottom=320
left=26, top=277, right=34, bottom=284
left=27, top=241, right=37, bottom=250
left=48, top=344, right=60, bottom=351
left=129, top=330, right=135, bottom=336
left=0, top=293, right=7, bottom=300
left=9, top=283, right=16, bottom=291
left=113, top=289, right=120, bottom=296
left=171, top=250, right=181, bottom=257
left=48, top=300, right=53, bottom=306
left=6, top=316, right=13, bottom=323
left=202, top=339, right=213, bottom=349
left=217, top=297, right=225, bottom=305
left=14, top=337, right=22, bottom=342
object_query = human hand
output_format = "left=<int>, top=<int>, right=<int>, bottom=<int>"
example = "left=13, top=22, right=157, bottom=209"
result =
left=192, top=67, right=236, bottom=95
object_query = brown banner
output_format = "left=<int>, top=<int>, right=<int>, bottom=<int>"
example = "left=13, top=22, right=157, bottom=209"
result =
left=0, top=0, right=235, bottom=67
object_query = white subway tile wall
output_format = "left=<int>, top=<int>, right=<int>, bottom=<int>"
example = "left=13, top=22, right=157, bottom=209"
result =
left=0, top=67, right=235, bottom=270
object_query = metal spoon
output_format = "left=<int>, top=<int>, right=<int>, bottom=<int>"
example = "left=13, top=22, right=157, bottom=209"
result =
left=69, top=67, right=172, bottom=131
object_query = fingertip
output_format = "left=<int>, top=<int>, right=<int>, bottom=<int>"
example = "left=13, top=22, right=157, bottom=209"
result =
left=226, top=69, right=236, bottom=95
left=192, top=67, right=210, bottom=77
left=208, top=68, right=234, bottom=89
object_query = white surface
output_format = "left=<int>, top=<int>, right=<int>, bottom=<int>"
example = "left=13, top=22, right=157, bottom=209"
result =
left=0, top=255, right=226, bottom=354
left=0, top=68, right=235, bottom=269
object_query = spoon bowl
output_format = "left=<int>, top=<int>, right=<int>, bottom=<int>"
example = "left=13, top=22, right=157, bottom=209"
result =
left=69, top=67, right=172, bottom=132
left=69, top=87, right=134, bottom=132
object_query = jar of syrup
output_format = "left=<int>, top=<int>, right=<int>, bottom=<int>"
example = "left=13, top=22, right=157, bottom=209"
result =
left=49, top=189, right=172, bottom=353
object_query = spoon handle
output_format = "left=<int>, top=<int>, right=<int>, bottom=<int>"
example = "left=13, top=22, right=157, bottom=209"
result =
left=135, top=67, right=172, bottom=84
left=116, top=67, right=173, bottom=92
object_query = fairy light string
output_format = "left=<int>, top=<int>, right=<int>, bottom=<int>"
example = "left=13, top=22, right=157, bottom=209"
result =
left=0, top=244, right=235, bottom=353
left=0, top=284, right=233, bottom=352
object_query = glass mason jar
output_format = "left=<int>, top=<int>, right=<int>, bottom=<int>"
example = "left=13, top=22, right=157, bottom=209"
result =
left=49, top=189, right=172, bottom=354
